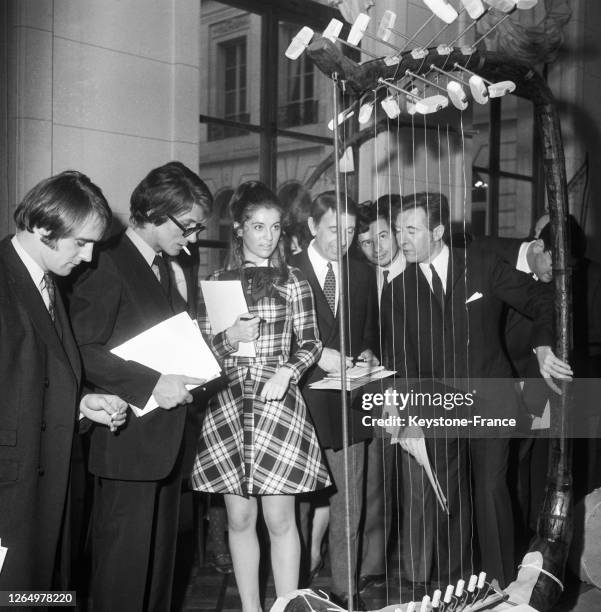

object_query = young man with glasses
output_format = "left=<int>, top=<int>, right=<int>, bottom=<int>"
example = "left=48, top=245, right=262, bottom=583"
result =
left=69, top=161, right=213, bottom=612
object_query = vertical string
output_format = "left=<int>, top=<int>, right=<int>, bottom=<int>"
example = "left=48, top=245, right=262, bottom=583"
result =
left=331, top=73, right=354, bottom=608
left=435, top=122, right=446, bottom=589
left=422, top=114, right=435, bottom=590
left=457, top=115, right=475, bottom=576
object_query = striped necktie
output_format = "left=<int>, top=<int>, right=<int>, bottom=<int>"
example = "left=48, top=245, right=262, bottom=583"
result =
left=42, top=272, right=56, bottom=322
left=323, top=262, right=336, bottom=314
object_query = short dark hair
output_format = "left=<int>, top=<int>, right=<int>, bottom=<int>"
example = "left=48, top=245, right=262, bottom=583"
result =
left=358, top=194, right=402, bottom=234
left=400, top=192, right=449, bottom=231
left=309, top=190, right=358, bottom=224
left=130, top=161, right=213, bottom=227
left=538, top=214, right=587, bottom=261
left=14, top=170, right=111, bottom=243
left=280, top=182, right=313, bottom=251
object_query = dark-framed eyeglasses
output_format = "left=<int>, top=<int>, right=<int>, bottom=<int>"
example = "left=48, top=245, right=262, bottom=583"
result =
left=168, top=214, right=206, bottom=237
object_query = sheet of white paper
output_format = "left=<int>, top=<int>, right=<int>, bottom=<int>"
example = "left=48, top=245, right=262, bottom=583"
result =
left=395, top=436, right=449, bottom=514
left=0, top=539, right=7, bottom=575
left=308, top=368, right=395, bottom=390
left=200, top=280, right=256, bottom=357
left=531, top=401, right=550, bottom=430
left=110, top=312, right=222, bottom=417
left=415, top=437, right=449, bottom=514
left=327, top=363, right=385, bottom=380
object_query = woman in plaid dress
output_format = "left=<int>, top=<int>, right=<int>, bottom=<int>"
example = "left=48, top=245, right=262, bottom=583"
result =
left=191, top=182, right=330, bottom=611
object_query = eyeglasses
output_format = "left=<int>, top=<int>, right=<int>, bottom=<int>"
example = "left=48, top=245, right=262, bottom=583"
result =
left=168, top=214, right=206, bottom=237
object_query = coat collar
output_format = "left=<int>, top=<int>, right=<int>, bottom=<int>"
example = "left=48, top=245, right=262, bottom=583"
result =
left=118, top=233, right=185, bottom=316
left=405, top=246, right=467, bottom=311
left=295, top=250, right=333, bottom=323
left=0, top=238, right=81, bottom=382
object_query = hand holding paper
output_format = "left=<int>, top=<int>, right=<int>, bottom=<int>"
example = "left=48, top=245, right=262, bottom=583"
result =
left=153, top=374, right=207, bottom=409
left=318, top=347, right=354, bottom=374
left=397, top=425, right=449, bottom=514
left=110, top=312, right=222, bottom=416
left=227, top=314, right=261, bottom=345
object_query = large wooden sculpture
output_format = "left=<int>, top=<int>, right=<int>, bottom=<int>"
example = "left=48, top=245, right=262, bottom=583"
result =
left=280, top=2, right=574, bottom=610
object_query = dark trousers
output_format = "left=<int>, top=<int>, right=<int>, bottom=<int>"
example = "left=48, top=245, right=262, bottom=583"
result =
left=360, top=438, right=393, bottom=577
left=324, top=443, right=365, bottom=596
left=91, top=466, right=182, bottom=612
left=469, top=437, right=514, bottom=588
left=401, top=436, right=471, bottom=586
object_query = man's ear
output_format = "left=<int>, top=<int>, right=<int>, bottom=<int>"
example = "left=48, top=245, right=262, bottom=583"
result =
left=33, top=226, right=53, bottom=246
left=531, top=239, right=545, bottom=253
left=307, top=216, right=317, bottom=237
left=432, top=223, right=445, bottom=242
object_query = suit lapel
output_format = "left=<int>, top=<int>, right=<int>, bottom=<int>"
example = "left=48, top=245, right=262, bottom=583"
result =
left=414, top=262, right=444, bottom=318
left=335, top=261, right=351, bottom=323
left=2, top=240, right=78, bottom=378
left=119, top=235, right=179, bottom=318
left=297, top=250, right=336, bottom=335
left=54, top=289, right=81, bottom=383
left=448, top=248, right=465, bottom=295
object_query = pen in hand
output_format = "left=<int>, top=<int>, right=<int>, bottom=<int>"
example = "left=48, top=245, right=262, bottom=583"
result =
left=240, top=314, right=265, bottom=323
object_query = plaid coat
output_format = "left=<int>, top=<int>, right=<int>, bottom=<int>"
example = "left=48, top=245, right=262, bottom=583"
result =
left=190, top=266, right=331, bottom=496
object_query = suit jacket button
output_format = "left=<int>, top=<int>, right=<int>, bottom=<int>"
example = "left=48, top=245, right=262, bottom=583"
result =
left=202, top=387, right=207, bottom=392
left=43, top=378, right=50, bottom=388
left=38, top=468, right=45, bottom=476
left=41, top=421, right=47, bottom=431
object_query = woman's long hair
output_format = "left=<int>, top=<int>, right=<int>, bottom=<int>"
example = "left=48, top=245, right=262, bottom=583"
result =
left=225, top=181, right=289, bottom=283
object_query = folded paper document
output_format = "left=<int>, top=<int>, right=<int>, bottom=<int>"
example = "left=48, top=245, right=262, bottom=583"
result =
left=110, top=312, right=221, bottom=416
left=309, top=363, right=395, bottom=390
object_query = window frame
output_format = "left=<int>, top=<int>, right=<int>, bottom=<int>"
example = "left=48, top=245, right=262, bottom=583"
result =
left=472, top=98, right=545, bottom=237
left=199, top=0, right=342, bottom=187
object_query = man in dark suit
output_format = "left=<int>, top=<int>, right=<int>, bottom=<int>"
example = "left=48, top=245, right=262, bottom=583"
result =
left=0, top=171, right=127, bottom=591
left=354, top=196, right=406, bottom=592
left=477, top=216, right=601, bottom=520
left=471, top=233, right=553, bottom=541
left=381, top=193, right=572, bottom=588
left=292, top=191, right=378, bottom=610
left=69, top=161, right=212, bottom=612
left=472, top=234, right=552, bottom=376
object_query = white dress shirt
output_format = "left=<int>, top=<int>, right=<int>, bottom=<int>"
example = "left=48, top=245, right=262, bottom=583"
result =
left=517, top=240, right=535, bottom=276
left=377, top=250, right=406, bottom=301
left=419, top=244, right=449, bottom=294
left=126, top=227, right=157, bottom=267
left=11, top=235, right=49, bottom=311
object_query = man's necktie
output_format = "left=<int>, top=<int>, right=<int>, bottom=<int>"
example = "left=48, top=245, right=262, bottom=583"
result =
left=382, top=269, right=390, bottom=287
left=429, top=264, right=445, bottom=308
left=43, top=272, right=63, bottom=338
left=323, top=262, right=336, bottom=314
left=42, top=273, right=56, bottom=322
left=152, top=255, right=171, bottom=296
